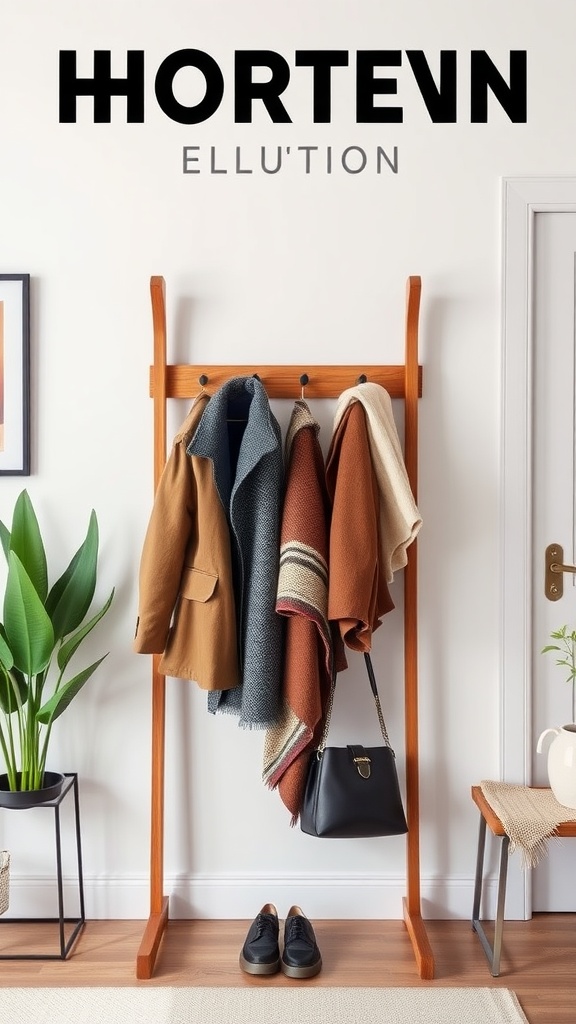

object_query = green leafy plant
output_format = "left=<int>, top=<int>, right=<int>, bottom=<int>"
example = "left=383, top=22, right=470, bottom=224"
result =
left=0, top=490, right=114, bottom=791
left=541, top=625, right=576, bottom=724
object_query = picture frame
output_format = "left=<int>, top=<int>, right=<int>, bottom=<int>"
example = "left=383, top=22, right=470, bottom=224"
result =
left=0, top=274, right=30, bottom=475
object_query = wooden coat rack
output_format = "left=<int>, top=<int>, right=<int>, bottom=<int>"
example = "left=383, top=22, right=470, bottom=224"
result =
left=136, top=274, right=434, bottom=980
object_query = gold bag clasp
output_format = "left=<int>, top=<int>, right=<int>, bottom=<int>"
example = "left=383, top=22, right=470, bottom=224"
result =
left=353, top=756, right=371, bottom=779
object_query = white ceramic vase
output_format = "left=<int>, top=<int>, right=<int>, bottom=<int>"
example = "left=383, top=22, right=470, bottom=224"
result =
left=536, top=723, right=576, bottom=809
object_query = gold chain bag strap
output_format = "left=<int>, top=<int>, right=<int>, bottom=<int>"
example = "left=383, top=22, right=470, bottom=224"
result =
left=300, top=653, right=408, bottom=838
left=0, top=851, right=9, bottom=916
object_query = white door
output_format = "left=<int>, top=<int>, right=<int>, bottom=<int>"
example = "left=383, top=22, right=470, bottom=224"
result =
left=532, top=210, right=576, bottom=911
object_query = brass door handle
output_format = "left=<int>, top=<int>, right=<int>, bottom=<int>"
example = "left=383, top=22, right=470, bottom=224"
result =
left=550, top=561, right=576, bottom=574
left=545, top=543, right=576, bottom=601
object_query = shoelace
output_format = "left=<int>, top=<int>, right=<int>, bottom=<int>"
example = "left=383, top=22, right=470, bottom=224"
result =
left=286, top=916, right=310, bottom=944
left=254, top=914, right=277, bottom=940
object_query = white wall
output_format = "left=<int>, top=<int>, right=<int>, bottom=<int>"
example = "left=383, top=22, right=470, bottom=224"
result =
left=1, top=0, right=574, bottom=923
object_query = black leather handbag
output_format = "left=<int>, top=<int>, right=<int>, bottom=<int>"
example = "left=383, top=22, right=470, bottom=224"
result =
left=300, top=653, right=408, bottom=839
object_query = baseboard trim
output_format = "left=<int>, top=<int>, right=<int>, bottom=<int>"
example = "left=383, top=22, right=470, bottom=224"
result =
left=3, top=872, right=505, bottom=921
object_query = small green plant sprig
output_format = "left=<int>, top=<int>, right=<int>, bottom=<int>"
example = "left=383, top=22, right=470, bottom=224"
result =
left=0, top=490, right=114, bottom=791
left=541, top=625, right=576, bottom=724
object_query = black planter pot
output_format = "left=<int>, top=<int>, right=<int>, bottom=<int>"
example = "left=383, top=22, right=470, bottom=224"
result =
left=0, top=771, right=66, bottom=808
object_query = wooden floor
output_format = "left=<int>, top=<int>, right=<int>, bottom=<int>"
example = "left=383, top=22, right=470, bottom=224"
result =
left=0, top=915, right=574, bottom=1024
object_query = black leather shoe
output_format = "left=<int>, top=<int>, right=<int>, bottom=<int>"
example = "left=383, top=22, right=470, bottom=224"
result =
left=239, top=903, right=280, bottom=975
left=281, top=905, right=322, bottom=978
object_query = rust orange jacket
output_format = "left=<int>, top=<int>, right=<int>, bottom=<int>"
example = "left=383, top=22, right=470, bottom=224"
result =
left=325, top=400, right=394, bottom=658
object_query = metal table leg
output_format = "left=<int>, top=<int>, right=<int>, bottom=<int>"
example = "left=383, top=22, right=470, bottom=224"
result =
left=471, top=809, right=510, bottom=976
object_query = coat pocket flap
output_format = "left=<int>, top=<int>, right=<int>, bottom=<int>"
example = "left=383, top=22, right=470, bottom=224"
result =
left=181, top=567, right=218, bottom=603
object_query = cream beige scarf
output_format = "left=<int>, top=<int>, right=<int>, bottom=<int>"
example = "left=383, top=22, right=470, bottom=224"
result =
left=481, top=780, right=576, bottom=867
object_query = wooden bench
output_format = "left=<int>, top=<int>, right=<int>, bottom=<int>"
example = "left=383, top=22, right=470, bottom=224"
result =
left=471, top=785, right=576, bottom=976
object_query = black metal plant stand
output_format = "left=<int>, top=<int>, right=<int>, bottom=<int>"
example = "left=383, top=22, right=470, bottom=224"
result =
left=0, top=772, right=85, bottom=960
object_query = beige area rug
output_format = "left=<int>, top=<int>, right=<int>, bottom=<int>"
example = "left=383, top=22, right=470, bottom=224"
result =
left=0, top=986, right=529, bottom=1024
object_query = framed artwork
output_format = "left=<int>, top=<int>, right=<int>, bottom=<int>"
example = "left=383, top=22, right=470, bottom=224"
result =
left=0, top=274, right=30, bottom=475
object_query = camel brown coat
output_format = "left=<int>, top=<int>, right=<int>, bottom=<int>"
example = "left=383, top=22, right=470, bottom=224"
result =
left=133, top=394, right=239, bottom=691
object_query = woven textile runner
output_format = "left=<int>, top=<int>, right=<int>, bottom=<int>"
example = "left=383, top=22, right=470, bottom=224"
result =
left=0, top=986, right=529, bottom=1024
left=480, top=780, right=576, bottom=867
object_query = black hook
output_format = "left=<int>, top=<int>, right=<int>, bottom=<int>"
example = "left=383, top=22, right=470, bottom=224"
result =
left=357, top=374, right=367, bottom=384
left=300, top=373, right=309, bottom=399
left=198, top=374, right=209, bottom=387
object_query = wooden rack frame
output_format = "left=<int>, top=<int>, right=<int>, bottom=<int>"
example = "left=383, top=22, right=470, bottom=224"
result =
left=136, top=274, right=434, bottom=980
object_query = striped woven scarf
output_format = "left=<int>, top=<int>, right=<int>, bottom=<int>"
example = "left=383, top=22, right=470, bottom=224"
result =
left=262, top=401, right=334, bottom=822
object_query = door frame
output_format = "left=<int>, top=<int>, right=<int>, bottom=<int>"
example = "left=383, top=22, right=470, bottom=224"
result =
left=501, top=176, right=576, bottom=916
